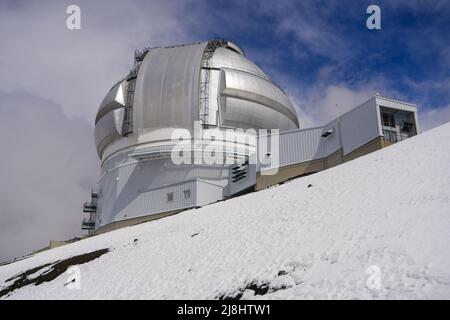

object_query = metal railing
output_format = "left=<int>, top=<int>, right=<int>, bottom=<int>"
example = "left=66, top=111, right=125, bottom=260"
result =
left=81, top=218, right=95, bottom=230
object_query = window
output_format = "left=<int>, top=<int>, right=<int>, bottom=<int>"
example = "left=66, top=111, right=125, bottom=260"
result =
left=401, top=122, right=413, bottom=133
left=167, top=192, right=174, bottom=202
left=398, top=133, right=409, bottom=141
left=382, top=112, right=395, bottom=128
left=183, top=189, right=191, bottom=199
left=383, top=130, right=397, bottom=143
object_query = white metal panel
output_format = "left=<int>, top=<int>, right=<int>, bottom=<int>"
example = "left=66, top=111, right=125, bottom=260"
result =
left=258, top=126, right=328, bottom=172
left=97, top=176, right=197, bottom=226
left=339, top=98, right=380, bottom=155
left=320, top=119, right=342, bottom=156
left=196, top=180, right=224, bottom=207
left=131, top=181, right=197, bottom=219
left=258, top=122, right=343, bottom=172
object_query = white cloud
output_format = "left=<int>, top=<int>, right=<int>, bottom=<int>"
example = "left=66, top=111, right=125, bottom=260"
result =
left=0, top=91, right=98, bottom=262
left=0, top=0, right=190, bottom=121
left=0, top=0, right=193, bottom=262
left=287, top=83, right=393, bottom=129
left=303, top=85, right=377, bottom=124
left=292, top=82, right=450, bottom=132
left=419, top=105, right=450, bottom=132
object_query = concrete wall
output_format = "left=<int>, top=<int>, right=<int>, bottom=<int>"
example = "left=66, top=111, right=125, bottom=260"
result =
left=256, top=158, right=325, bottom=190
left=95, top=209, right=182, bottom=235
left=342, top=137, right=384, bottom=163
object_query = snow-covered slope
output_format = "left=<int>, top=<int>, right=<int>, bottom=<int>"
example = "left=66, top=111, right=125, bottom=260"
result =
left=1, top=123, right=450, bottom=299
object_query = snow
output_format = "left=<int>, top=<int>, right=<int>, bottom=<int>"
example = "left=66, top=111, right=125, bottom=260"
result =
left=1, top=122, right=450, bottom=299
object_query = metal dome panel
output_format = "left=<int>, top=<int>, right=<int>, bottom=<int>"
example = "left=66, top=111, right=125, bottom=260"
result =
left=133, top=42, right=207, bottom=137
left=219, top=68, right=299, bottom=129
left=94, top=108, right=124, bottom=156
left=95, top=81, right=126, bottom=124
left=211, top=47, right=268, bottom=79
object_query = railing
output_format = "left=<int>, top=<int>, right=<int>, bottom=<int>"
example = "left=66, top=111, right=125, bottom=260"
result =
left=91, top=188, right=99, bottom=198
left=81, top=218, right=95, bottom=230
left=82, top=188, right=100, bottom=234
left=83, top=201, right=97, bottom=213
left=382, top=129, right=411, bottom=144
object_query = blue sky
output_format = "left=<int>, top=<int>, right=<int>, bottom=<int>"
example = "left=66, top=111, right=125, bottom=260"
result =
left=0, top=0, right=449, bottom=261
left=182, top=0, right=450, bottom=126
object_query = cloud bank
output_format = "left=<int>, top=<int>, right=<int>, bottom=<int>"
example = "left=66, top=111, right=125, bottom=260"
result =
left=0, top=91, right=98, bottom=261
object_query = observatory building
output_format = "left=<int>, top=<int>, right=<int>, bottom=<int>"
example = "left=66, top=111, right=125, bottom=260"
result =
left=83, top=40, right=420, bottom=235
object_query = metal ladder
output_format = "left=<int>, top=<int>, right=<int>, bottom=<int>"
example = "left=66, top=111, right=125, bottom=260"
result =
left=122, top=76, right=136, bottom=136
left=199, top=40, right=227, bottom=127
left=122, top=48, right=150, bottom=136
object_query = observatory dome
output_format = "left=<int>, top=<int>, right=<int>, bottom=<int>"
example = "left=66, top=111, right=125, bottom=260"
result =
left=94, top=40, right=299, bottom=159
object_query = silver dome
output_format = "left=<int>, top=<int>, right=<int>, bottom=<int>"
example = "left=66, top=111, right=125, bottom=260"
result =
left=94, top=40, right=299, bottom=158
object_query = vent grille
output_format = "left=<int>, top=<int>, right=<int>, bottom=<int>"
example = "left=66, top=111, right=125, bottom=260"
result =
left=231, top=159, right=249, bottom=183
